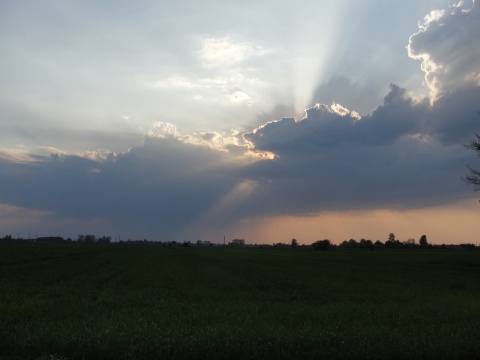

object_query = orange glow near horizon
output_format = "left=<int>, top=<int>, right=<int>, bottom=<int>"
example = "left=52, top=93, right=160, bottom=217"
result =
left=238, top=200, right=480, bottom=245
left=1, top=199, right=478, bottom=245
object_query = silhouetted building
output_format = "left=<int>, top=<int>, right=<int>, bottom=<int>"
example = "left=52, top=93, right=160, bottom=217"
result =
left=231, top=239, right=245, bottom=246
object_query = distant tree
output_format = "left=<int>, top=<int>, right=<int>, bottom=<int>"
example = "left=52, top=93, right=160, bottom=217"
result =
left=419, top=235, right=428, bottom=248
left=347, top=239, right=358, bottom=247
left=97, top=236, right=111, bottom=244
left=312, top=239, right=331, bottom=251
left=374, top=240, right=384, bottom=247
left=463, top=114, right=480, bottom=195
left=291, top=239, right=298, bottom=248
left=0, top=235, right=12, bottom=242
left=84, top=235, right=96, bottom=244
left=386, top=233, right=400, bottom=248
left=360, top=239, right=373, bottom=248
left=406, top=238, right=416, bottom=246
left=388, top=233, right=396, bottom=243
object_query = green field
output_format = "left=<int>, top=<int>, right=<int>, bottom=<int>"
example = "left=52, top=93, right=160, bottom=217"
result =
left=1, top=243, right=480, bottom=359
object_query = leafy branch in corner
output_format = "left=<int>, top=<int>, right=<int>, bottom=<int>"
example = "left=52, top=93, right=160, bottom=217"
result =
left=463, top=111, right=480, bottom=193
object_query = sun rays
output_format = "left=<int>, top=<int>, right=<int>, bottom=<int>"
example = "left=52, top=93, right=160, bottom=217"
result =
left=183, top=180, right=257, bottom=238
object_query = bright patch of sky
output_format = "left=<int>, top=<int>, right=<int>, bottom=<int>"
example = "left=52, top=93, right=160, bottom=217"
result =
left=1, top=0, right=453, bottom=151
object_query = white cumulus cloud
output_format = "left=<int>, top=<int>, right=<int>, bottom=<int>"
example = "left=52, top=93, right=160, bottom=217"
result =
left=408, top=1, right=480, bottom=99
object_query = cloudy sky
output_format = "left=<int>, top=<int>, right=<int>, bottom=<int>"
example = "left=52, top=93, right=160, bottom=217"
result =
left=1, top=0, right=479, bottom=244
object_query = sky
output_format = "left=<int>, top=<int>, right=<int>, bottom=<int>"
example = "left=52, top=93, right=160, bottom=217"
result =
left=1, top=0, right=479, bottom=244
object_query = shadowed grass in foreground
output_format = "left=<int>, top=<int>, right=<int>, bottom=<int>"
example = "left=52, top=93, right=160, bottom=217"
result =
left=1, top=243, right=480, bottom=359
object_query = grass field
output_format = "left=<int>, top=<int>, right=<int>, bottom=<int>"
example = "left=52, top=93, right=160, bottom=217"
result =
left=1, top=243, right=480, bottom=359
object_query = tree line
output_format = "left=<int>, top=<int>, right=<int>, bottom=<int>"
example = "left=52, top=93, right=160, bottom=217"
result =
left=296, top=234, right=477, bottom=250
left=0, top=233, right=477, bottom=250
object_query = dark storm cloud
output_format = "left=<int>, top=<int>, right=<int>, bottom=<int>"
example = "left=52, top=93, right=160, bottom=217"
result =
left=426, top=84, right=480, bottom=145
left=240, top=82, right=478, bottom=217
left=0, top=81, right=478, bottom=237
left=0, top=136, right=244, bottom=239
left=244, top=85, right=429, bottom=152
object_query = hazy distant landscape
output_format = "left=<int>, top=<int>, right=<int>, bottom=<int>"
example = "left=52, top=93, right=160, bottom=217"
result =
left=2, top=242, right=480, bottom=359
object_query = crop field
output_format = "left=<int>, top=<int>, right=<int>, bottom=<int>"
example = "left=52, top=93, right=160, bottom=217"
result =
left=1, top=243, right=480, bottom=359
